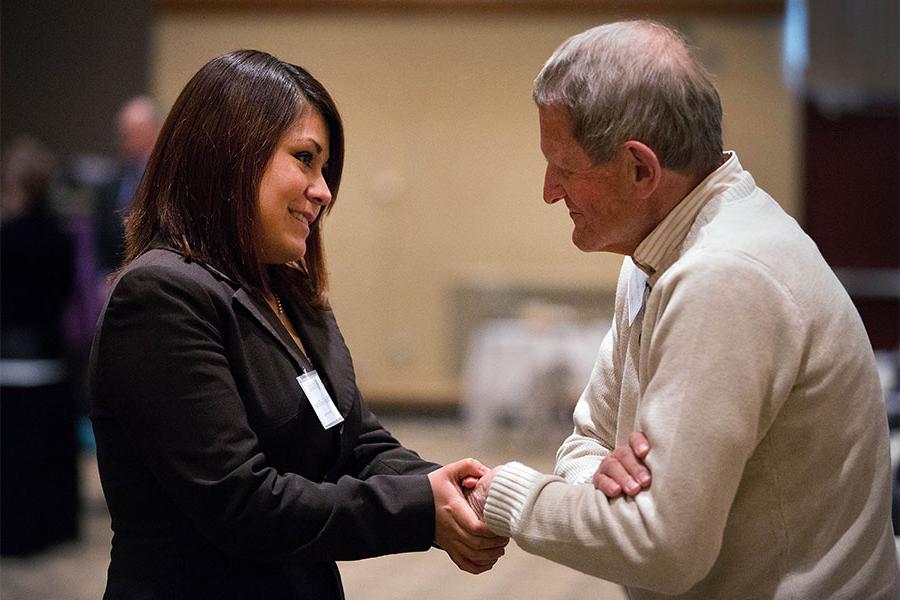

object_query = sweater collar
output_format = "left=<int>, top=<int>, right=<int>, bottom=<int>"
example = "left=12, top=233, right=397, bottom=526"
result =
left=632, top=151, right=747, bottom=285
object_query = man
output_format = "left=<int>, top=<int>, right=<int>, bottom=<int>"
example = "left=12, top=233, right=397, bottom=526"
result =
left=466, top=20, right=899, bottom=599
left=95, top=96, right=160, bottom=274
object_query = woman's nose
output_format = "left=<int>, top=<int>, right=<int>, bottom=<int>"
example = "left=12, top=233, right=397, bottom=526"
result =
left=309, top=174, right=332, bottom=206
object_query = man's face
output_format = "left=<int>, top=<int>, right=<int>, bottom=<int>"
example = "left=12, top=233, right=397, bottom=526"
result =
left=117, top=103, right=158, bottom=162
left=539, top=105, right=642, bottom=255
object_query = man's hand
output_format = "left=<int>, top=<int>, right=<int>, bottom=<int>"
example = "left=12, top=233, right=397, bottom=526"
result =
left=463, top=467, right=497, bottom=521
left=428, top=459, right=509, bottom=574
left=593, top=431, right=651, bottom=497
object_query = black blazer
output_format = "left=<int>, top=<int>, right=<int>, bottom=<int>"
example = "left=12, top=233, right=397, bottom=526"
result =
left=89, top=248, right=438, bottom=599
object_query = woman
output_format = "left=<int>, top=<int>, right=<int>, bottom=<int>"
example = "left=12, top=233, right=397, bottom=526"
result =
left=89, top=50, right=506, bottom=599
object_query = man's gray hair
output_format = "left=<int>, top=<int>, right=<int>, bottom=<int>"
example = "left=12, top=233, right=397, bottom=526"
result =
left=533, top=20, right=723, bottom=177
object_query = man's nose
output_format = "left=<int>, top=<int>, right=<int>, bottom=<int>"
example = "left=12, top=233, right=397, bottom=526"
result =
left=543, top=167, right=564, bottom=204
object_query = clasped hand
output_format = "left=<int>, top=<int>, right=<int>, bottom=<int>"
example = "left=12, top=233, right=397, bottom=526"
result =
left=428, top=459, right=509, bottom=574
left=459, top=430, right=652, bottom=530
left=433, top=434, right=650, bottom=574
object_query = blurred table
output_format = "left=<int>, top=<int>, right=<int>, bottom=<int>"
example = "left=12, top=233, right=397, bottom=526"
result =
left=462, top=317, right=609, bottom=441
left=1, top=359, right=80, bottom=555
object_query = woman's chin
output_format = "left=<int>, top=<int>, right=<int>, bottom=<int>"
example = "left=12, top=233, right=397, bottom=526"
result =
left=261, top=244, right=307, bottom=265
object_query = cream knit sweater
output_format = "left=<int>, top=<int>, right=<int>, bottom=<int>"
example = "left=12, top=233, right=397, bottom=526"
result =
left=484, top=154, right=900, bottom=599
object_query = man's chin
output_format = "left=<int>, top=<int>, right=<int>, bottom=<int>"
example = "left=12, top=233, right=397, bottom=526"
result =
left=571, top=230, right=595, bottom=253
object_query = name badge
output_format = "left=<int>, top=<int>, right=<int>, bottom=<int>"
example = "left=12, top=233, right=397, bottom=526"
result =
left=297, top=370, right=344, bottom=429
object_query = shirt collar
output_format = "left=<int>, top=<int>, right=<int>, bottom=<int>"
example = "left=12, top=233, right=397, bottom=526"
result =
left=632, top=151, right=744, bottom=284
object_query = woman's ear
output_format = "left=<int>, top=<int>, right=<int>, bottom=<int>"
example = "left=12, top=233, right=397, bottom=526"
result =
left=624, top=140, right=661, bottom=200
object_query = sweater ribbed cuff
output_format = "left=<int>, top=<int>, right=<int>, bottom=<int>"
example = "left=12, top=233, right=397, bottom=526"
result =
left=484, top=462, right=546, bottom=538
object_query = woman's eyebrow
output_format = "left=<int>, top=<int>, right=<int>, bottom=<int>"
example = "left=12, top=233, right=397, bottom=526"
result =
left=297, top=137, right=323, bottom=155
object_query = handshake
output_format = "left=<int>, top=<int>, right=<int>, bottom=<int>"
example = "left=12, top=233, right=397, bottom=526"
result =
left=427, top=432, right=651, bottom=574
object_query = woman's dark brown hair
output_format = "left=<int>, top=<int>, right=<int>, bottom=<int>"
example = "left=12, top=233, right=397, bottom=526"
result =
left=123, top=49, right=344, bottom=308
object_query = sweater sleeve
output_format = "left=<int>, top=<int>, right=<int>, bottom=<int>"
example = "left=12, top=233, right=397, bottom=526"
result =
left=554, top=323, right=618, bottom=484
left=484, top=251, right=805, bottom=594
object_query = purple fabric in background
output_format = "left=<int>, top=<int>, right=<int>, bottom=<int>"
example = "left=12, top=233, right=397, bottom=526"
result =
left=64, top=214, right=105, bottom=353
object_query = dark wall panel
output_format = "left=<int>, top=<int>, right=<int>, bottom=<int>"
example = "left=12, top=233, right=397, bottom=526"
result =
left=1, top=0, right=152, bottom=158
left=803, top=101, right=900, bottom=350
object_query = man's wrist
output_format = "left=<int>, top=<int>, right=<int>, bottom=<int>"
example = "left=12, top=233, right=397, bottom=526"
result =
left=483, top=462, right=545, bottom=537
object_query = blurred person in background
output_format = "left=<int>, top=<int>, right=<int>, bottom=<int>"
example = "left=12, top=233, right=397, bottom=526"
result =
left=94, top=95, right=160, bottom=276
left=1, top=135, right=79, bottom=555
left=465, top=20, right=900, bottom=599
left=1, top=136, right=75, bottom=359
left=88, top=49, right=506, bottom=599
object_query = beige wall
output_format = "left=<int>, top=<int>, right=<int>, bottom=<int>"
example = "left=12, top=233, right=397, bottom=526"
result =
left=153, top=9, right=799, bottom=402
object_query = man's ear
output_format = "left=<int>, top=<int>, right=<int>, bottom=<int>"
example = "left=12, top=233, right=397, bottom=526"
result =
left=624, top=140, right=661, bottom=200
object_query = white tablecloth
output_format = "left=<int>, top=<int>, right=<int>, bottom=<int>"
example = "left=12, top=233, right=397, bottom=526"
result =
left=462, top=318, right=610, bottom=436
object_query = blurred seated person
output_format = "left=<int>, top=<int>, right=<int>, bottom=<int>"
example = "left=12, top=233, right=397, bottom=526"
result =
left=88, top=50, right=507, bottom=599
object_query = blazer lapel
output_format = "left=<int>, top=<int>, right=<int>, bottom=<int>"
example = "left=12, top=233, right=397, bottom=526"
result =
left=232, top=288, right=312, bottom=375
left=154, top=243, right=352, bottom=421
left=289, top=298, right=358, bottom=478
left=287, top=297, right=356, bottom=420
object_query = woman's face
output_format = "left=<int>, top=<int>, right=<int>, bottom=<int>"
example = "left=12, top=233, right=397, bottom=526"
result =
left=256, top=108, right=332, bottom=264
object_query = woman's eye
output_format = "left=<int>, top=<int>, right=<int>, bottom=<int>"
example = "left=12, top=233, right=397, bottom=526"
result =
left=294, top=152, right=313, bottom=166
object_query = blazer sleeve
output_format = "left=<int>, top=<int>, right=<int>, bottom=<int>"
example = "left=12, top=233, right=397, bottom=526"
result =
left=348, top=402, right=441, bottom=478
left=93, top=262, right=436, bottom=563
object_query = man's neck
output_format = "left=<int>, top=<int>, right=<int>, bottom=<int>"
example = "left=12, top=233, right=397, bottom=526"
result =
left=651, top=168, right=705, bottom=225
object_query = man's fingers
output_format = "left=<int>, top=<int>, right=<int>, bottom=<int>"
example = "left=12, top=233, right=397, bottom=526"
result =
left=629, top=431, right=651, bottom=458
left=603, top=456, right=642, bottom=495
left=592, top=434, right=652, bottom=498
left=613, top=446, right=651, bottom=489
left=594, top=472, right=623, bottom=497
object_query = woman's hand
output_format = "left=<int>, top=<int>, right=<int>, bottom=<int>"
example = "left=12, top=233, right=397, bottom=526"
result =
left=592, top=431, right=652, bottom=497
left=428, top=459, right=509, bottom=574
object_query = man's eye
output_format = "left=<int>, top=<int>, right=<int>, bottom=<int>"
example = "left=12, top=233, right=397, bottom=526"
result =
left=294, top=152, right=313, bottom=166
left=553, top=165, right=572, bottom=179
